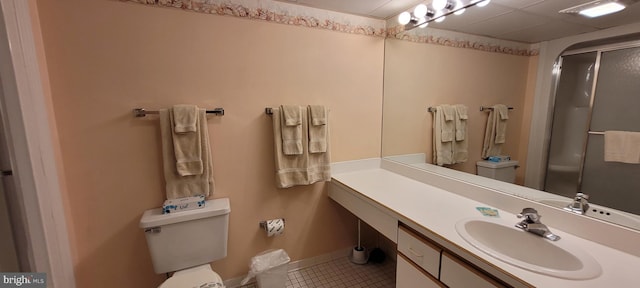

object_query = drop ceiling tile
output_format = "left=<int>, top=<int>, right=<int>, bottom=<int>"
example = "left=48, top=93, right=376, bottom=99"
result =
left=461, top=10, right=550, bottom=37
left=491, top=0, right=546, bottom=9
left=499, top=20, right=598, bottom=43
left=429, top=3, right=513, bottom=31
left=522, top=0, right=604, bottom=19
left=370, top=0, right=424, bottom=19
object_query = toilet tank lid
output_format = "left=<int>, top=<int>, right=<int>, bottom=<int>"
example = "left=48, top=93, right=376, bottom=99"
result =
left=139, top=198, right=230, bottom=229
left=476, top=160, right=519, bottom=168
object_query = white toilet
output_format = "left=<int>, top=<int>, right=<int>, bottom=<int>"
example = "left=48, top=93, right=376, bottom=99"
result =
left=139, top=197, right=230, bottom=288
left=476, top=160, right=519, bottom=183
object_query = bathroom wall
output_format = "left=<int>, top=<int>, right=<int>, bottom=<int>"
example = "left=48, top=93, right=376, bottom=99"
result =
left=33, top=0, right=383, bottom=287
left=382, top=38, right=538, bottom=184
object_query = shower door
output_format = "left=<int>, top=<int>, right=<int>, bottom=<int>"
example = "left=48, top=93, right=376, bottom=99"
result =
left=545, top=45, right=640, bottom=215
left=580, top=46, right=640, bottom=215
left=544, top=52, right=596, bottom=198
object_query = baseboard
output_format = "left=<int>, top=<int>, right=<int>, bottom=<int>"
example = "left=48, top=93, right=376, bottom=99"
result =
left=223, top=247, right=352, bottom=288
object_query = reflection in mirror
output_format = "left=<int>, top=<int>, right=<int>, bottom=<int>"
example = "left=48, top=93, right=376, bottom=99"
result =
left=382, top=34, right=640, bottom=230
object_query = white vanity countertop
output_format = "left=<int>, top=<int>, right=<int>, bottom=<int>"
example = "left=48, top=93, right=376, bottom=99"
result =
left=330, top=159, right=639, bottom=287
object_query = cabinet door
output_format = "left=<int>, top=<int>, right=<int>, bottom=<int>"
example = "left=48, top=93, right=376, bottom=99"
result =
left=396, top=254, right=445, bottom=288
left=440, top=252, right=507, bottom=288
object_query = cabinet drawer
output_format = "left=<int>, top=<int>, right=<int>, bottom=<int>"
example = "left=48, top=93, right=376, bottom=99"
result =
left=396, top=254, right=445, bottom=288
left=440, top=252, right=508, bottom=288
left=397, top=226, right=442, bottom=278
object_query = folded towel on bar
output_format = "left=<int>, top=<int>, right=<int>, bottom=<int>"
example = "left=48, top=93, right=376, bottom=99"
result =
left=481, top=105, right=506, bottom=159
left=160, top=109, right=214, bottom=199
left=272, top=107, right=330, bottom=188
left=604, top=131, right=640, bottom=164
left=171, top=105, right=203, bottom=176
left=494, top=104, right=509, bottom=144
left=173, top=104, right=198, bottom=133
left=440, top=105, right=455, bottom=142
left=281, top=105, right=303, bottom=155
left=308, top=105, right=327, bottom=153
left=433, top=105, right=454, bottom=166
left=453, top=104, right=468, bottom=163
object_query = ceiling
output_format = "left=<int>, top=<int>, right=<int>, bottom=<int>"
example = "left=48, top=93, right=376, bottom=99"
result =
left=276, top=0, right=640, bottom=43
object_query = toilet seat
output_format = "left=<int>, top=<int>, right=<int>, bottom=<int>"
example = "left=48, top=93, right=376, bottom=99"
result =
left=159, top=264, right=225, bottom=288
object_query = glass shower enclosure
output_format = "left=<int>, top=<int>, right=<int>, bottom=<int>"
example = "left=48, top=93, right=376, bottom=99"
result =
left=544, top=43, right=640, bottom=215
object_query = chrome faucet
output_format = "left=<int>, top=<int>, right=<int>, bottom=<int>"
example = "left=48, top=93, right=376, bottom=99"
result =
left=564, top=193, right=590, bottom=215
left=515, top=208, right=561, bottom=241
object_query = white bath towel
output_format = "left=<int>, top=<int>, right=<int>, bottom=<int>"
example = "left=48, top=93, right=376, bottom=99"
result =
left=433, top=105, right=453, bottom=166
left=171, top=105, right=203, bottom=176
left=272, top=107, right=330, bottom=188
left=281, top=105, right=303, bottom=155
left=453, top=104, right=468, bottom=163
left=494, top=104, right=509, bottom=144
left=481, top=106, right=505, bottom=159
left=160, top=109, right=214, bottom=199
left=604, top=131, right=640, bottom=164
left=308, top=105, right=327, bottom=153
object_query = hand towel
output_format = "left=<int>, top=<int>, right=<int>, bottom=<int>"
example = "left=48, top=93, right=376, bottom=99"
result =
left=433, top=105, right=453, bottom=166
left=481, top=107, right=503, bottom=159
left=494, top=104, right=509, bottom=144
left=604, top=131, right=640, bottom=164
left=160, top=109, right=214, bottom=199
left=171, top=106, right=203, bottom=176
left=280, top=105, right=303, bottom=155
left=440, top=105, right=455, bottom=142
left=308, top=105, right=327, bottom=153
left=272, top=107, right=330, bottom=188
left=173, top=104, right=198, bottom=133
left=453, top=104, right=468, bottom=163
left=307, top=109, right=331, bottom=185
left=454, top=104, right=468, bottom=141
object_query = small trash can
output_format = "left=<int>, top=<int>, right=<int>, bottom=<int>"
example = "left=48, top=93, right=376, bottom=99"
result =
left=241, top=249, right=290, bottom=288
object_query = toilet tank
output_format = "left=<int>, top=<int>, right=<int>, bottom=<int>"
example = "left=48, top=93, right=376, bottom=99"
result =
left=476, top=160, right=519, bottom=183
left=139, top=198, right=230, bottom=274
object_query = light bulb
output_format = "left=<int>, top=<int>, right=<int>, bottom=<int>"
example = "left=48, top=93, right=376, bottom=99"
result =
left=476, top=0, right=490, bottom=7
left=434, top=12, right=445, bottom=23
left=432, top=0, right=448, bottom=11
left=454, top=1, right=466, bottom=15
left=435, top=15, right=446, bottom=22
left=398, top=11, right=411, bottom=25
left=414, top=4, right=428, bottom=18
left=419, top=18, right=429, bottom=28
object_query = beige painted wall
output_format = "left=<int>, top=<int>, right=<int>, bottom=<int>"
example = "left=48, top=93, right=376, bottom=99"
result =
left=382, top=38, right=537, bottom=184
left=34, top=0, right=383, bottom=287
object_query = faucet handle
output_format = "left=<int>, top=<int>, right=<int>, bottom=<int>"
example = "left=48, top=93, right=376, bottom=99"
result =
left=517, top=208, right=541, bottom=223
left=576, top=193, right=589, bottom=200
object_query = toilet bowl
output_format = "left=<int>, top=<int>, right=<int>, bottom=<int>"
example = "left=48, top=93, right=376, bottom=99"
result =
left=159, top=264, right=224, bottom=288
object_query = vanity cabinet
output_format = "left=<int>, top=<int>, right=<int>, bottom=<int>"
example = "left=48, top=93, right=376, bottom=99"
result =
left=397, top=225, right=509, bottom=288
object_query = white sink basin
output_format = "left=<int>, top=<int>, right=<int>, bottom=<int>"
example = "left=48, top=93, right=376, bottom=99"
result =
left=539, top=199, right=640, bottom=230
left=456, top=218, right=602, bottom=280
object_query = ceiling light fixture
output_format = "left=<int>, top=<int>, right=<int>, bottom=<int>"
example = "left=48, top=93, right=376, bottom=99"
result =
left=579, top=2, right=626, bottom=17
left=559, top=0, right=628, bottom=18
left=397, top=0, right=491, bottom=30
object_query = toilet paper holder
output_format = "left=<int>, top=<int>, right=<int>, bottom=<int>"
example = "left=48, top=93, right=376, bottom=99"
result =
left=259, top=219, right=286, bottom=230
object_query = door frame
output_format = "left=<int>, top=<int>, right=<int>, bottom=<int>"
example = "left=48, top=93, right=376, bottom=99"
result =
left=0, top=1, right=75, bottom=287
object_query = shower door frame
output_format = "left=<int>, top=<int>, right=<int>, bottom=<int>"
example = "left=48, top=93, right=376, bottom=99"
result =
left=545, top=39, right=640, bottom=193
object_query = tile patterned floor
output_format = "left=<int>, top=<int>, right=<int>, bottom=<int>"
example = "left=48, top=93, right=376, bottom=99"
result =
left=239, top=256, right=396, bottom=288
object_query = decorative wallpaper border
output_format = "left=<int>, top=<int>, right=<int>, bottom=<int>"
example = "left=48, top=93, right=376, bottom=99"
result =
left=120, top=0, right=387, bottom=37
left=119, top=0, right=539, bottom=56
left=386, top=25, right=539, bottom=57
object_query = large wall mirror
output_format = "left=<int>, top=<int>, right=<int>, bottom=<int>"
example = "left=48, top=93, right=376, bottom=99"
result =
left=381, top=30, right=640, bottom=231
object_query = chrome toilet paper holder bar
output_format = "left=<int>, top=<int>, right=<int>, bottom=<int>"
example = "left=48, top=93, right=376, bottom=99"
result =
left=259, top=219, right=286, bottom=229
